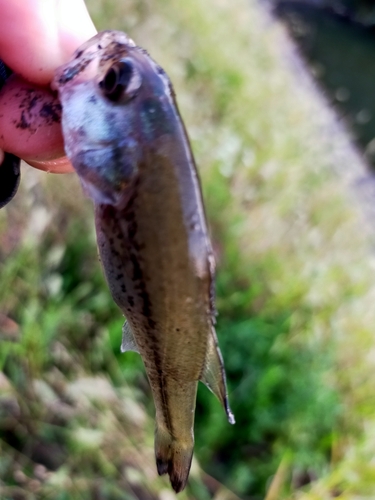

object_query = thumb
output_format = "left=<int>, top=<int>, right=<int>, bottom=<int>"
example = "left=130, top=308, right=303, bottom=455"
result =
left=0, top=0, right=96, bottom=172
left=0, top=0, right=96, bottom=85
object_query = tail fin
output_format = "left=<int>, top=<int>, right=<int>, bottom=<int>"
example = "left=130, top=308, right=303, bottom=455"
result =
left=155, top=425, right=193, bottom=493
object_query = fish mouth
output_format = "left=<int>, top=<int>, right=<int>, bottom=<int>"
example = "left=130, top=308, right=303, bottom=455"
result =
left=69, top=147, right=117, bottom=204
left=71, top=146, right=135, bottom=207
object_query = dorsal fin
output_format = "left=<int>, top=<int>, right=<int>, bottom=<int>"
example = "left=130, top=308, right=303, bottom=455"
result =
left=121, top=321, right=139, bottom=353
left=200, top=327, right=235, bottom=424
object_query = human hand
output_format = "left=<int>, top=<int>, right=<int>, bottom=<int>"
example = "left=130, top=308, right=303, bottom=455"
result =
left=0, top=0, right=96, bottom=173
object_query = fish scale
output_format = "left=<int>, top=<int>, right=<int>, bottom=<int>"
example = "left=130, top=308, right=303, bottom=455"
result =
left=53, top=30, right=234, bottom=493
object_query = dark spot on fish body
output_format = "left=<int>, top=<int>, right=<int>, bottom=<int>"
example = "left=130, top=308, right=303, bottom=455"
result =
left=128, top=296, right=134, bottom=307
left=107, top=111, right=115, bottom=122
left=140, top=98, right=173, bottom=141
left=124, top=209, right=136, bottom=222
left=113, top=42, right=123, bottom=51
left=99, top=205, right=117, bottom=222
left=101, top=53, right=115, bottom=62
left=77, top=126, right=86, bottom=137
left=116, top=273, right=124, bottom=280
left=148, top=318, right=156, bottom=329
left=58, top=58, right=91, bottom=84
left=104, top=146, right=136, bottom=185
left=142, top=295, right=152, bottom=320
left=88, top=95, right=97, bottom=104
left=132, top=241, right=145, bottom=251
left=130, top=253, right=143, bottom=281
left=59, top=66, right=78, bottom=84
left=127, top=220, right=138, bottom=239
left=156, top=65, right=167, bottom=77
left=138, top=47, right=150, bottom=58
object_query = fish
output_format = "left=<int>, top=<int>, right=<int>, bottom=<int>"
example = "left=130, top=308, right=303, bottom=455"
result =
left=53, top=30, right=234, bottom=493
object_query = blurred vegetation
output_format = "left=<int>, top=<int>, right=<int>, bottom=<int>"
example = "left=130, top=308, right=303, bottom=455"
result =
left=2, top=0, right=375, bottom=498
left=274, top=0, right=375, bottom=169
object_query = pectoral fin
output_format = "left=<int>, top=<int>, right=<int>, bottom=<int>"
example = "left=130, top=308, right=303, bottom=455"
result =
left=121, top=321, right=139, bottom=353
left=200, top=327, right=235, bottom=424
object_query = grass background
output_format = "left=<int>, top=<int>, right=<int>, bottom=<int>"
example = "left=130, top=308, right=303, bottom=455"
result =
left=1, top=0, right=375, bottom=498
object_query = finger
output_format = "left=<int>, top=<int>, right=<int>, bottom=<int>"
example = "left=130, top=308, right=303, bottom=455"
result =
left=0, top=0, right=96, bottom=173
left=0, top=0, right=96, bottom=85
left=25, top=156, right=74, bottom=174
left=0, top=74, right=75, bottom=172
left=0, top=72, right=75, bottom=173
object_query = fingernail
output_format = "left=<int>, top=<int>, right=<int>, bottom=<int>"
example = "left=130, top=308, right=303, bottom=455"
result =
left=24, top=155, right=75, bottom=174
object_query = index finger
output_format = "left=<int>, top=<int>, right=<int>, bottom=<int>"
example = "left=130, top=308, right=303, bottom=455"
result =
left=0, top=0, right=96, bottom=85
left=0, top=0, right=96, bottom=172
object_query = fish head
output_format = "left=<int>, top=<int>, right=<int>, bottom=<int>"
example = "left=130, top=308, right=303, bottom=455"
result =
left=53, top=30, right=176, bottom=206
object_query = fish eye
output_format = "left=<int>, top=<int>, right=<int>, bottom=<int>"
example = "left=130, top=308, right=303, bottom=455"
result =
left=100, top=59, right=141, bottom=102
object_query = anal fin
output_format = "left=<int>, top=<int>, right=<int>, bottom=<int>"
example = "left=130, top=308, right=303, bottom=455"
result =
left=121, top=321, right=139, bottom=353
left=200, top=327, right=235, bottom=424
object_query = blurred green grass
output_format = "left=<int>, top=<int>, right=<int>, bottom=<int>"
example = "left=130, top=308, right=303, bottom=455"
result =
left=2, top=0, right=375, bottom=498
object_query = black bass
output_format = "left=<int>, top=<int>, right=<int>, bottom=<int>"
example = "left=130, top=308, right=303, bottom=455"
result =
left=53, top=31, right=234, bottom=493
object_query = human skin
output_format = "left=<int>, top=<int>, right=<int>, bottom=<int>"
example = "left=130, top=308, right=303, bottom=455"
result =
left=0, top=0, right=96, bottom=172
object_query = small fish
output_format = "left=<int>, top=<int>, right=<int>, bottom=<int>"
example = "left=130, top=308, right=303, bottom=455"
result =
left=53, top=31, right=234, bottom=493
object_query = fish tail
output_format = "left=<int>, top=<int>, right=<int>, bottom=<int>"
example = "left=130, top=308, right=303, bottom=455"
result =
left=155, top=425, right=193, bottom=493
left=168, top=439, right=194, bottom=493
